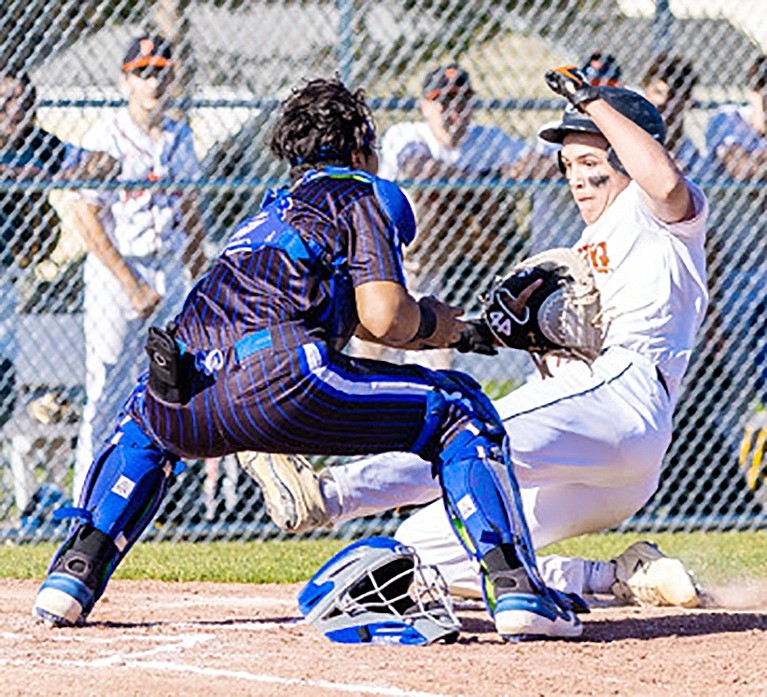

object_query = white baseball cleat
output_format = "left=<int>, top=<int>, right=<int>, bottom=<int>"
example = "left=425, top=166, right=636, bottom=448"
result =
left=33, top=580, right=89, bottom=627
left=237, top=451, right=330, bottom=533
left=488, top=563, right=584, bottom=641
left=611, top=541, right=701, bottom=608
left=494, top=591, right=583, bottom=641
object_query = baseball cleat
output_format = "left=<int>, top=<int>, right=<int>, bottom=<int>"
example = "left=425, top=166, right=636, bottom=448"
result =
left=611, top=541, right=701, bottom=608
left=494, top=591, right=583, bottom=641
left=237, top=451, right=330, bottom=533
left=33, top=574, right=93, bottom=627
left=33, top=524, right=117, bottom=628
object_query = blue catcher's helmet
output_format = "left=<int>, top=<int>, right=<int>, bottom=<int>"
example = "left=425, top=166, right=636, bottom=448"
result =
left=298, top=537, right=461, bottom=646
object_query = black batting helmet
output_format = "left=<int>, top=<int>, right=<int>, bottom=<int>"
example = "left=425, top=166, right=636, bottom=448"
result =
left=538, top=87, right=666, bottom=175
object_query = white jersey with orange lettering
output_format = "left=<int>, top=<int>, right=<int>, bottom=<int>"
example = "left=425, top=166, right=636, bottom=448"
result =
left=79, top=109, right=200, bottom=257
left=573, top=180, right=708, bottom=403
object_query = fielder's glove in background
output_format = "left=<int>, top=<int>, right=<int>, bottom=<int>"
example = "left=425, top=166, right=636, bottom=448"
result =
left=545, top=65, right=600, bottom=110
left=483, top=247, right=605, bottom=365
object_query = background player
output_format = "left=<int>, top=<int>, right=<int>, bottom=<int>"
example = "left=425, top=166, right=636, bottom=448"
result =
left=249, top=68, right=709, bottom=608
left=352, top=64, right=529, bottom=368
left=640, top=53, right=710, bottom=178
left=34, top=77, right=581, bottom=641
left=69, top=34, right=206, bottom=501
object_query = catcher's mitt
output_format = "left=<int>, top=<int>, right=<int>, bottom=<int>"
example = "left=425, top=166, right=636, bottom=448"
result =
left=483, top=247, right=604, bottom=365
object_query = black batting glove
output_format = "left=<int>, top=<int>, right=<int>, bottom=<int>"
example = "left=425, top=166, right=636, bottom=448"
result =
left=544, top=65, right=600, bottom=111
left=451, top=319, right=498, bottom=356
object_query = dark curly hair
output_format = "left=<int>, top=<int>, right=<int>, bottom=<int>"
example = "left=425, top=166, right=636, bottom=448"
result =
left=269, top=77, right=376, bottom=174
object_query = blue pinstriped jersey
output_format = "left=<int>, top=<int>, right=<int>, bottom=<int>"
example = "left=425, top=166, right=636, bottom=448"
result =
left=175, top=168, right=407, bottom=353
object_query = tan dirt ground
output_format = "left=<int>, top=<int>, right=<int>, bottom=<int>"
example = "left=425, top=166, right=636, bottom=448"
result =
left=1, top=578, right=767, bottom=696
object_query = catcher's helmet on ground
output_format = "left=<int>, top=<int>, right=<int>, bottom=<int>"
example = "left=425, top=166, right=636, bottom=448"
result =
left=298, top=536, right=461, bottom=645
left=538, top=87, right=666, bottom=174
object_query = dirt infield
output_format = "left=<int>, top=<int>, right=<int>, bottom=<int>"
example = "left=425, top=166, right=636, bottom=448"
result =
left=2, top=579, right=767, bottom=696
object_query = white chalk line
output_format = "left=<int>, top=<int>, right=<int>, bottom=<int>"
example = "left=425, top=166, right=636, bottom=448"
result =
left=5, top=591, right=460, bottom=697
left=0, top=653, right=454, bottom=697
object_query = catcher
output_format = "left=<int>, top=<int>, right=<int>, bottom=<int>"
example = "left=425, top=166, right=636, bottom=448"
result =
left=241, top=68, right=710, bottom=608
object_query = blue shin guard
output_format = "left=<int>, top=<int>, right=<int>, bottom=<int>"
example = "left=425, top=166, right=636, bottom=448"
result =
left=437, top=428, right=584, bottom=638
left=79, top=417, right=176, bottom=544
left=34, top=418, right=175, bottom=626
left=416, top=369, right=551, bottom=608
left=436, top=426, right=548, bottom=607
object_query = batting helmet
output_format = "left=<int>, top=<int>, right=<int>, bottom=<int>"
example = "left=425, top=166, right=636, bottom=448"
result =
left=538, top=87, right=666, bottom=175
left=298, top=536, right=461, bottom=645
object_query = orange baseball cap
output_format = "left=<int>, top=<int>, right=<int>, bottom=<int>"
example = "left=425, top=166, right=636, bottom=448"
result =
left=422, top=64, right=474, bottom=102
left=122, top=34, right=173, bottom=72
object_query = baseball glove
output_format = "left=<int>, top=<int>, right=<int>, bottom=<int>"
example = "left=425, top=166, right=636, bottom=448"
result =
left=483, top=247, right=604, bottom=366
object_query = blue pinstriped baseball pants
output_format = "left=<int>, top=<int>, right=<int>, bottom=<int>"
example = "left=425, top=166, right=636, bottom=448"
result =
left=137, top=332, right=468, bottom=462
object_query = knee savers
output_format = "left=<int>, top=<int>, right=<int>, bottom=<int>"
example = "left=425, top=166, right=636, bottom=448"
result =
left=411, top=369, right=505, bottom=459
left=78, top=418, right=176, bottom=553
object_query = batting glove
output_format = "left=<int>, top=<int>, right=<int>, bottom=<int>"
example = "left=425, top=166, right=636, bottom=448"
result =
left=451, top=319, right=498, bottom=356
left=544, top=65, right=601, bottom=111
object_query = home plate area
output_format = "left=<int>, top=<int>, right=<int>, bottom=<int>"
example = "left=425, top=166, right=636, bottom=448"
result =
left=2, top=579, right=767, bottom=696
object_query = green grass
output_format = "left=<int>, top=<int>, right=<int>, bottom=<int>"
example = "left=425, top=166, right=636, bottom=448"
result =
left=0, top=539, right=349, bottom=584
left=3, top=532, right=766, bottom=587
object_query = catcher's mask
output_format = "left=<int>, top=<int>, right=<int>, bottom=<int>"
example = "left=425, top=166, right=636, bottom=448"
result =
left=298, top=536, right=461, bottom=646
left=538, top=87, right=665, bottom=175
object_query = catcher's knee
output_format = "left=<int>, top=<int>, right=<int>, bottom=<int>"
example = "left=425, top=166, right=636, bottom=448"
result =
left=411, top=369, right=505, bottom=460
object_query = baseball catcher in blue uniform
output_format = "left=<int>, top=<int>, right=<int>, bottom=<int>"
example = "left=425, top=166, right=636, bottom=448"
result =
left=33, top=77, right=581, bottom=641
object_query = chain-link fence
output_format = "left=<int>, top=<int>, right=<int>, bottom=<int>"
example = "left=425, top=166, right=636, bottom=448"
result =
left=1, top=0, right=766, bottom=543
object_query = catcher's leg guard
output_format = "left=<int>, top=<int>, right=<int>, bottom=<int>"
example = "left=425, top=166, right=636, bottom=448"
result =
left=33, top=418, right=175, bottom=627
left=436, top=423, right=582, bottom=640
